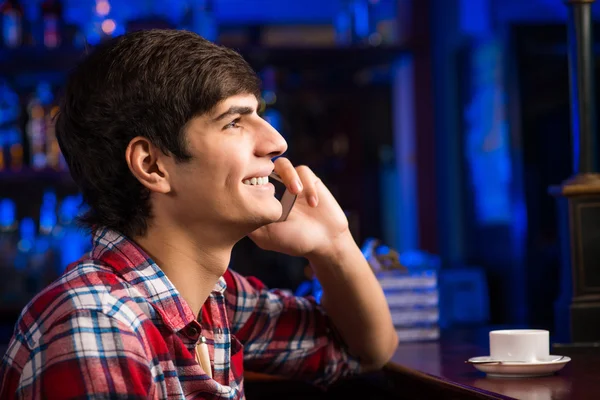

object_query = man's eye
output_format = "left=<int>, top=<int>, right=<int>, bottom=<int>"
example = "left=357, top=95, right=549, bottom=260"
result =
left=224, top=118, right=241, bottom=129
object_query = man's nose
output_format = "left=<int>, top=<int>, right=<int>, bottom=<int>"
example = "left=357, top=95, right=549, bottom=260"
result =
left=255, top=118, right=288, bottom=158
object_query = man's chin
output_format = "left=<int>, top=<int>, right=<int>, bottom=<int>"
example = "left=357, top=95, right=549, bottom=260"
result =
left=245, top=206, right=282, bottom=227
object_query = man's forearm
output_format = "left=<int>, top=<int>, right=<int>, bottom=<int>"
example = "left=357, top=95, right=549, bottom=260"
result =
left=307, top=231, right=398, bottom=370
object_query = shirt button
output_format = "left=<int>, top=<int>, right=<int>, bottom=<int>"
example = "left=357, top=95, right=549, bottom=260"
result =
left=187, top=325, right=200, bottom=339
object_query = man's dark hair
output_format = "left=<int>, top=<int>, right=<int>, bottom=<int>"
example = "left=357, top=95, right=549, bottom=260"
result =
left=56, top=29, right=261, bottom=238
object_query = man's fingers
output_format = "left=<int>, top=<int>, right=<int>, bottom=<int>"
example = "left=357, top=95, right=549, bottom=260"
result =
left=296, top=165, right=320, bottom=208
left=273, top=157, right=303, bottom=195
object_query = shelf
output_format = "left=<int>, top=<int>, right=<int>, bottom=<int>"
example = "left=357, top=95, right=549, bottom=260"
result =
left=237, top=45, right=410, bottom=70
left=0, top=169, right=74, bottom=185
left=0, top=47, right=87, bottom=75
left=0, top=45, right=409, bottom=76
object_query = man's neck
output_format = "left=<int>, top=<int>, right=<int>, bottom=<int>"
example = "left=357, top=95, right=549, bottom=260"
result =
left=134, top=222, right=234, bottom=319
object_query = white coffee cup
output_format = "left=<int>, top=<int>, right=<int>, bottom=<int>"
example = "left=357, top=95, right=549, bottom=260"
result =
left=489, top=329, right=549, bottom=362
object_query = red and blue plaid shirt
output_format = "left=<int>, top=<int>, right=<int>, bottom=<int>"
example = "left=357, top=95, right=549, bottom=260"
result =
left=0, top=228, right=360, bottom=399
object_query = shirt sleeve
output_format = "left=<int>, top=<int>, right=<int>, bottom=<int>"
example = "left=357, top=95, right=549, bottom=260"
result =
left=12, top=309, right=154, bottom=399
left=223, top=269, right=361, bottom=387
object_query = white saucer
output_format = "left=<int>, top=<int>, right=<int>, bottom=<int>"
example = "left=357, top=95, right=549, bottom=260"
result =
left=466, top=356, right=571, bottom=378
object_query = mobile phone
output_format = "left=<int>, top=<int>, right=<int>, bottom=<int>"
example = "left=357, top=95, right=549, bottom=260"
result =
left=269, top=172, right=297, bottom=222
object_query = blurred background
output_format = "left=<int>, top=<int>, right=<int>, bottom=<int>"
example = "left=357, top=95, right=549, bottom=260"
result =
left=0, top=0, right=595, bottom=349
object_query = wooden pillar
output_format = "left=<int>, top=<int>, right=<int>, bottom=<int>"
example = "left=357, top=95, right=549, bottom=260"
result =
left=552, top=0, right=600, bottom=346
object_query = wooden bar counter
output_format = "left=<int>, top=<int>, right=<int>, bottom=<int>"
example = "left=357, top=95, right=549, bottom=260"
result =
left=246, top=327, right=600, bottom=399
left=383, top=327, right=599, bottom=400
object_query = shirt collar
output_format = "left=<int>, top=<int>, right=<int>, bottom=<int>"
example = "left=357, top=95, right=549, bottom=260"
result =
left=91, top=227, right=226, bottom=333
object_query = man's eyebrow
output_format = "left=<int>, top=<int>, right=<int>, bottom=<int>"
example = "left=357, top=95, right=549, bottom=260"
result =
left=212, top=106, right=254, bottom=122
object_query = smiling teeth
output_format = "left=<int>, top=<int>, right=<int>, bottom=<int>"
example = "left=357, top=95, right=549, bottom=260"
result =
left=243, top=176, right=269, bottom=185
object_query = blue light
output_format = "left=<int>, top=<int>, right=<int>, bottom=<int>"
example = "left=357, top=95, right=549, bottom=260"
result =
left=40, top=206, right=57, bottom=233
left=36, top=82, right=54, bottom=106
left=353, top=0, right=370, bottom=39
left=59, top=196, right=79, bottom=224
left=464, top=40, right=512, bottom=225
left=0, top=199, right=16, bottom=229
left=86, top=29, right=101, bottom=46
left=42, top=190, right=57, bottom=207
left=19, top=217, right=35, bottom=241
left=459, top=0, right=491, bottom=36
left=263, top=90, right=276, bottom=105
left=375, top=244, right=390, bottom=256
left=215, top=0, right=338, bottom=23
left=17, top=217, right=36, bottom=258
left=0, top=79, right=20, bottom=125
left=263, top=109, right=282, bottom=134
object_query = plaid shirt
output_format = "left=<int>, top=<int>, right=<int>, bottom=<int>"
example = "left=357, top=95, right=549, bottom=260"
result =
left=0, top=228, right=360, bottom=399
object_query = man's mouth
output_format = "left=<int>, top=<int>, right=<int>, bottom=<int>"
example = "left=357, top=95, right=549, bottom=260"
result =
left=243, top=176, right=270, bottom=186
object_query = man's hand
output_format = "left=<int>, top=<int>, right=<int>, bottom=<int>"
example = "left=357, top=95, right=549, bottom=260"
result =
left=250, top=158, right=398, bottom=369
left=248, top=157, right=350, bottom=260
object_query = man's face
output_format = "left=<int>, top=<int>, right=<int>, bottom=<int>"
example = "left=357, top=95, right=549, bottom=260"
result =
left=161, top=93, right=288, bottom=232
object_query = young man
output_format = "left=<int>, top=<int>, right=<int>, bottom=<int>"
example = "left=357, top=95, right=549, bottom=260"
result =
left=0, top=30, right=397, bottom=398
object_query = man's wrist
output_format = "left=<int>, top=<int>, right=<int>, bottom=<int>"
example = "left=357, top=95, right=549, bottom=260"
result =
left=306, top=230, right=362, bottom=271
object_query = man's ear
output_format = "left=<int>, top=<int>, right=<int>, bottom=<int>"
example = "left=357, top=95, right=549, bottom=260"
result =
left=125, top=136, right=171, bottom=194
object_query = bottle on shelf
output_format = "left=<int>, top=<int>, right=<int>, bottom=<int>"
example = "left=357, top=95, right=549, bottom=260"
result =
left=46, top=105, right=61, bottom=170
left=26, top=82, right=54, bottom=171
left=6, top=217, right=35, bottom=306
left=0, top=78, right=22, bottom=172
left=26, top=102, right=46, bottom=170
left=0, top=198, right=17, bottom=260
left=39, top=190, right=57, bottom=235
left=0, top=133, right=4, bottom=171
left=8, top=127, right=23, bottom=171
left=29, top=190, right=59, bottom=292
left=0, top=198, right=18, bottom=305
left=41, top=0, right=62, bottom=49
left=335, top=0, right=381, bottom=47
left=0, top=0, right=23, bottom=48
left=193, top=0, right=217, bottom=42
left=260, top=67, right=285, bottom=139
left=54, top=195, right=89, bottom=274
left=334, top=1, right=353, bottom=46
